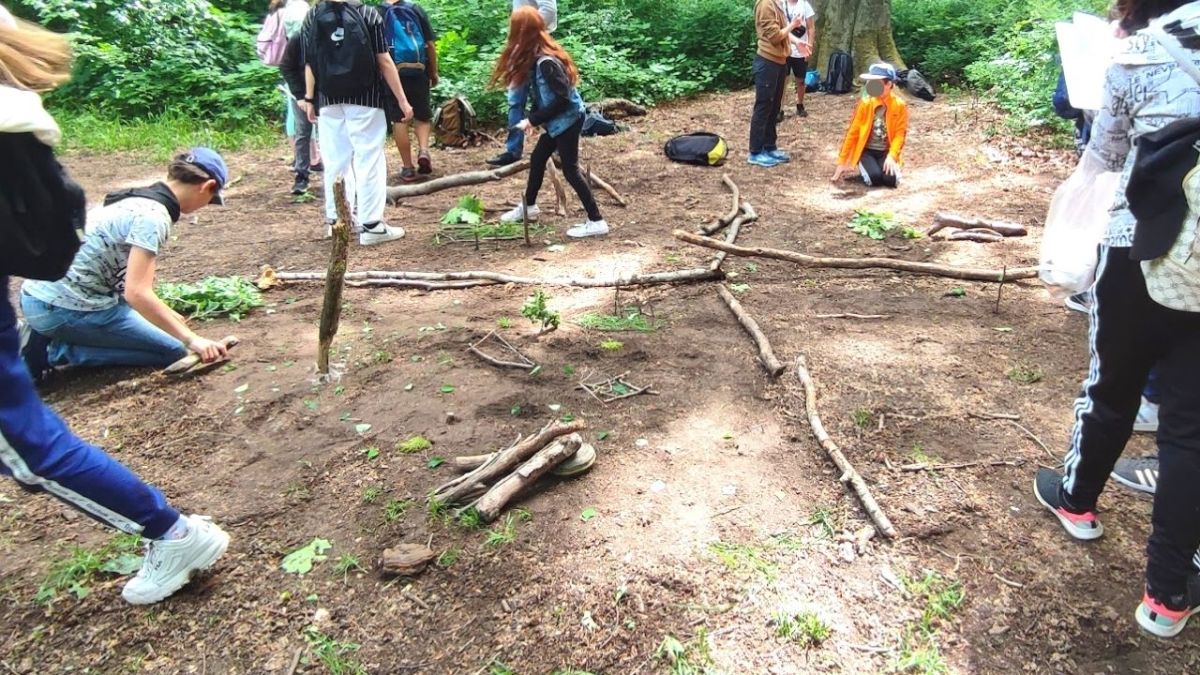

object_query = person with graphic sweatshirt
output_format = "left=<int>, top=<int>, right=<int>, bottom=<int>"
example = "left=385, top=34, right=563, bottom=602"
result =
left=832, top=63, right=908, bottom=188
left=491, top=6, right=607, bottom=239
left=486, top=0, right=558, bottom=167
left=748, top=0, right=803, bottom=168
left=20, top=150, right=234, bottom=375
left=0, top=5, right=230, bottom=606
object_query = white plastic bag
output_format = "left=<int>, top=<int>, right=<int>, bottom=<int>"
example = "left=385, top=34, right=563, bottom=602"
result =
left=1039, top=150, right=1121, bottom=297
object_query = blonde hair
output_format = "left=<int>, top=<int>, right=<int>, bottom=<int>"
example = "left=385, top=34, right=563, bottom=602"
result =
left=0, top=15, right=72, bottom=92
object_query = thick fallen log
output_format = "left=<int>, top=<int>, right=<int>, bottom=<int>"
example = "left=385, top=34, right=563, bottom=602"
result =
left=590, top=98, right=647, bottom=118
left=717, top=284, right=785, bottom=377
left=164, top=335, right=240, bottom=376
left=674, top=230, right=1036, bottom=282
left=262, top=266, right=723, bottom=289
left=928, top=213, right=1027, bottom=238
left=794, top=356, right=897, bottom=539
left=700, top=174, right=741, bottom=236
left=317, top=178, right=352, bottom=375
left=431, top=419, right=586, bottom=505
left=471, top=434, right=582, bottom=522
left=346, top=278, right=498, bottom=291
left=386, top=161, right=529, bottom=202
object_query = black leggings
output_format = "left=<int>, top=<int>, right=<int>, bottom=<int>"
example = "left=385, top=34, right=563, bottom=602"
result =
left=525, top=118, right=602, bottom=222
left=859, top=148, right=898, bottom=188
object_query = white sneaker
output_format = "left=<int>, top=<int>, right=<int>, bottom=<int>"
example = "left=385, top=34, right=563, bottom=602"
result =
left=500, top=203, right=540, bottom=223
left=122, top=515, right=230, bottom=605
left=1134, top=397, right=1159, bottom=434
left=360, top=223, right=406, bottom=246
left=566, top=219, right=609, bottom=239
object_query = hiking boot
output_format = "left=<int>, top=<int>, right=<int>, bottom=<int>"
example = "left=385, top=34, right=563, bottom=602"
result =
left=747, top=152, right=781, bottom=168
left=121, top=515, right=230, bottom=605
left=17, top=320, right=52, bottom=382
left=797, top=104, right=808, bottom=117
left=1033, top=467, right=1104, bottom=541
left=360, top=222, right=405, bottom=246
left=310, top=163, right=324, bottom=173
left=1111, top=455, right=1158, bottom=494
left=291, top=175, right=309, bottom=195
left=1064, top=292, right=1092, bottom=313
left=766, top=148, right=792, bottom=163
left=486, top=152, right=519, bottom=167
left=417, top=151, right=433, bottom=175
left=399, top=166, right=418, bottom=183
left=500, top=203, right=540, bottom=223
left=566, top=219, right=609, bottom=239
left=1135, top=397, right=1159, bottom=433
left=1136, top=575, right=1200, bottom=638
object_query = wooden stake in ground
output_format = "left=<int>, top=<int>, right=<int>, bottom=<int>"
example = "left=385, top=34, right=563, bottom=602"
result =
left=674, top=230, right=1036, bottom=283
left=386, top=161, right=529, bottom=202
left=793, top=356, right=898, bottom=539
left=317, top=177, right=351, bottom=375
left=431, top=419, right=586, bottom=505
left=716, top=284, right=784, bottom=377
left=471, top=434, right=583, bottom=522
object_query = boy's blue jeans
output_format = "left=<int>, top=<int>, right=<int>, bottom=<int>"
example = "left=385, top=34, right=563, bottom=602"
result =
left=505, top=86, right=527, bottom=158
left=20, top=293, right=187, bottom=369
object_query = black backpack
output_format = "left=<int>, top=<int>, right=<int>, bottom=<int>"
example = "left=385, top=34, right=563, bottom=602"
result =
left=824, top=49, right=853, bottom=94
left=313, top=1, right=378, bottom=99
left=0, top=133, right=85, bottom=281
left=899, top=68, right=936, bottom=101
left=663, top=132, right=728, bottom=166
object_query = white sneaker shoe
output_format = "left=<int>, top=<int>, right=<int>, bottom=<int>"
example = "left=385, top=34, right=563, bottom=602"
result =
left=1134, top=397, right=1159, bottom=434
left=566, top=219, right=609, bottom=239
left=500, top=203, right=540, bottom=223
left=360, top=223, right=406, bottom=246
left=122, top=515, right=230, bottom=605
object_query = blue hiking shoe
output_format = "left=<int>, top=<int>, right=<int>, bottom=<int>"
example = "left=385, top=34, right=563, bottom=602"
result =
left=747, top=152, right=780, bottom=168
left=765, top=148, right=791, bottom=163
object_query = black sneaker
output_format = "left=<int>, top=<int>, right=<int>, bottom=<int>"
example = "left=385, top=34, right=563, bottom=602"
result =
left=776, top=109, right=785, bottom=123
left=1033, top=468, right=1104, bottom=541
left=1111, top=455, right=1158, bottom=494
left=18, top=320, right=52, bottom=382
left=797, top=104, right=808, bottom=117
left=486, top=152, right=519, bottom=167
left=1137, top=574, right=1200, bottom=638
left=291, top=175, right=309, bottom=195
left=310, top=163, right=324, bottom=173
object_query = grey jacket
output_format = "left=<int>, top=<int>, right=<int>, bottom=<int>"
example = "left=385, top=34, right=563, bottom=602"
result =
left=513, top=0, right=556, bottom=32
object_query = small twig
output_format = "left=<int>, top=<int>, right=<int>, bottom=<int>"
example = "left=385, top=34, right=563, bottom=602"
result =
left=845, top=643, right=893, bottom=654
left=994, top=573, right=1025, bottom=589
left=403, top=585, right=432, bottom=610
left=712, top=504, right=744, bottom=518
left=968, top=411, right=1021, bottom=421
left=285, top=647, right=303, bottom=675
left=814, top=313, right=891, bottom=320
left=1008, top=419, right=1057, bottom=461
left=994, top=265, right=1006, bottom=314
left=900, top=459, right=1021, bottom=472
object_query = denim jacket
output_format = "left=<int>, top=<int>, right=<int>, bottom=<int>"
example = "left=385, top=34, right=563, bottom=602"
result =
left=530, top=56, right=585, bottom=138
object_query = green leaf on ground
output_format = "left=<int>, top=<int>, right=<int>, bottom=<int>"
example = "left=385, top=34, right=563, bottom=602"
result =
left=281, top=538, right=332, bottom=575
left=581, top=507, right=598, bottom=522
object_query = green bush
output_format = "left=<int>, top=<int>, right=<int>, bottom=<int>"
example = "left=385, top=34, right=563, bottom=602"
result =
left=893, top=0, right=1013, bottom=85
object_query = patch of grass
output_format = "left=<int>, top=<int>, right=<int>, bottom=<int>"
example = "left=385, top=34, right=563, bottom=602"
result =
left=707, top=541, right=777, bottom=581
left=426, top=496, right=452, bottom=522
left=333, top=554, right=365, bottom=577
left=598, top=339, right=624, bottom=352
left=486, top=659, right=517, bottom=675
left=457, top=507, right=486, bottom=530
left=1007, top=364, right=1044, bottom=385
left=905, top=571, right=965, bottom=634
left=383, top=499, right=416, bottom=524
left=397, top=436, right=432, bottom=453
left=361, top=486, right=383, bottom=504
left=436, top=547, right=461, bottom=568
left=851, top=407, right=874, bottom=429
left=156, top=275, right=264, bottom=321
left=654, top=629, right=714, bottom=675
left=773, top=610, right=832, bottom=647
left=807, top=506, right=841, bottom=539
left=901, top=226, right=925, bottom=239
left=303, top=626, right=367, bottom=675
left=36, top=533, right=143, bottom=604
left=575, top=307, right=660, bottom=332
left=894, top=630, right=950, bottom=675
left=56, top=109, right=277, bottom=162
left=910, top=443, right=934, bottom=465
left=496, top=317, right=514, bottom=329
left=848, top=210, right=897, bottom=240
left=890, top=571, right=965, bottom=674
left=484, top=509, right=531, bottom=549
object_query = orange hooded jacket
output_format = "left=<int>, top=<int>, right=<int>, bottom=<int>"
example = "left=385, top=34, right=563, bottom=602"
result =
left=836, top=89, right=908, bottom=167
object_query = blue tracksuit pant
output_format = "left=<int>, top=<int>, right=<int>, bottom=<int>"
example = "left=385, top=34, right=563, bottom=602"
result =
left=0, top=279, right=178, bottom=539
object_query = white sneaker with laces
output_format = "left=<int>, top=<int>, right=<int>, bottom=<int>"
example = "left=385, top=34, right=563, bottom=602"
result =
left=1134, top=397, right=1159, bottom=434
left=360, top=223, right=406, bottom=246
left=122, top=515, right=230, bottom=605
left=500, top=203, right=540, bottom=223
left=566, top=219, right=609, bottom=239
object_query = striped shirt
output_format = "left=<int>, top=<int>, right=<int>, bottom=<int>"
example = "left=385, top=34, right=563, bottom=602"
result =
left=302, top=0, right=389, bottom=110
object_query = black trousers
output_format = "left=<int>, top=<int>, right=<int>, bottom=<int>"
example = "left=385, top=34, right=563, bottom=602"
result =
left=1063, top=246, right=1200, bottom=600
left=525, top=118, right=602, bottom=222
left=749, top=55, right=788, bottom=154
left=859, top=148, right=898, bottom=188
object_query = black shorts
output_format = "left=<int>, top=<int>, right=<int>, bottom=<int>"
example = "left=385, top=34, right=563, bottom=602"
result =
left=786, top=56, right=808, bottom=79
left=386, top=70, right=433, bottom=124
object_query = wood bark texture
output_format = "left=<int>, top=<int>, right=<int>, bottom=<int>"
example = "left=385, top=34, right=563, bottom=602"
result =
left=700, top=174, right=741, bottom=236
left=317, top=178, right=351, bottom=374
left=380, top=543, right=436, bottom=576
left=710, top=202, right=758, bottom=272
left=164, top=336, right=240, bottom=375
left=812, top=0, right=906, bottom=77
left=473, top=434, right=582, bottom=522
left=929, top=213, right=1027, bottom=237
left=717, top=284, right=786, bottom=377
left=386, top=161, right=529, bottom=201
left=674, top=230, right=1036, bottom=282
left=268, top=267, right=723, bottom=289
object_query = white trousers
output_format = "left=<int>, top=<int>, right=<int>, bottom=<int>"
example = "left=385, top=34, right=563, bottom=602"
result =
left=317, top=104, right=387, bottom=226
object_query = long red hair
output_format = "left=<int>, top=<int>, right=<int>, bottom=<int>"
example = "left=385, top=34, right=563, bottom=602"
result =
left=489, top=6, right=578, bottom=89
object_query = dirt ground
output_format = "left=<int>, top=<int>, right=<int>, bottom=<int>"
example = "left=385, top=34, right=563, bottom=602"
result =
left=2, top=87, right=1197, bottom=675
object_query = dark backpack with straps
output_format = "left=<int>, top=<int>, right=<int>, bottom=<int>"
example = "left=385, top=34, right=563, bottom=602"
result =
left=663, top=132, right=728, bottom=166
left=0, top=133, right=85, bottom=281
left=824, top=49, right=853, bottom=94
left=313, top=1, right=378, bottom=99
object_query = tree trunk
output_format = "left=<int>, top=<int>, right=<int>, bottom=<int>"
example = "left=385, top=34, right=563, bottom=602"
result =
left=811, top=0, right=905, bottom=79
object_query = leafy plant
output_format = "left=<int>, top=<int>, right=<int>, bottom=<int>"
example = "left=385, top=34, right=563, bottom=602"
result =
left=774, top=610, right=832, bottom=647
left=360, top=446, right=380, bottom=461
left=427, top=456, right=446, bottom=469
left=1007, top=364, right=1044, bottom=384
left=581, top=507, right=598, bottom=522
left=361, top=486, right=383, bottom=504
left=497, top=317, right=513, bottom=329
left=598, top=339, right=624, bottom=352
left=334, top=554, right=365, bottom=577
left=902, top=226, right=925, bottom=239
left=808, top=506, right=841, bottom=539
left=654, top=629, right=714, bottom=675
left=576, top=307, right=660, bottom=332
left=436, top=547, right=461, bottom=568
left=521, top=290, right=561, bottom=332
left=484, top=509, right=531, bottom=548
left=441, top=194, right=485, bottom=225
left=457, top=507, right=485, bottom=530
left=397, top=436, right=432, bottom=453
left=384, top=499, right=416, bottom=523
left=157, top=275, right=263, bottom=321
left=848, top=211, right=897, bottom=240
left=36, top=533, right=142, bottom=604
left=303, top=626, right=367, bottom=675
left=281, top=538, right=332, bottom=575
left=851, top=408, right=874, bottom=429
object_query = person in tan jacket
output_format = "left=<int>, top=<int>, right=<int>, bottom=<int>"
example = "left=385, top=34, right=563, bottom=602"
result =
left=749, top=0, right=805, bottom=167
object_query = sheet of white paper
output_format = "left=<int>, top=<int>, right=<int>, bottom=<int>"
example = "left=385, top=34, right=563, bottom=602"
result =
left=1056, top=16, right=1119, bottom=111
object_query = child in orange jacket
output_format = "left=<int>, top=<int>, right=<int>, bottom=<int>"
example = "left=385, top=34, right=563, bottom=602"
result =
left=832, top=63, right=908, bottom=188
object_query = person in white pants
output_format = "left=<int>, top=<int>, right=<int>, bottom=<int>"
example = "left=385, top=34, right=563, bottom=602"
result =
left=299, top=0, right=412, bottom=245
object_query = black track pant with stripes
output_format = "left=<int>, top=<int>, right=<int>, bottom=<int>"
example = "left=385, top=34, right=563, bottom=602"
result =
left=1062, top=246, right=1200, bottom=600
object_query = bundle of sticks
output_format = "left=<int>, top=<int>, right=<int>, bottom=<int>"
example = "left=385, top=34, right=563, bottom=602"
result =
left=427, top=419, right=594, bottom=523
left=925, top=212, right=1028, bottom=243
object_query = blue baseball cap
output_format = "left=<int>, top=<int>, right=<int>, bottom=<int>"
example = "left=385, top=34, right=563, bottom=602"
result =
left=860, top=63, right=898, bottom=82
left=185, top=147, right=229, bottom=205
